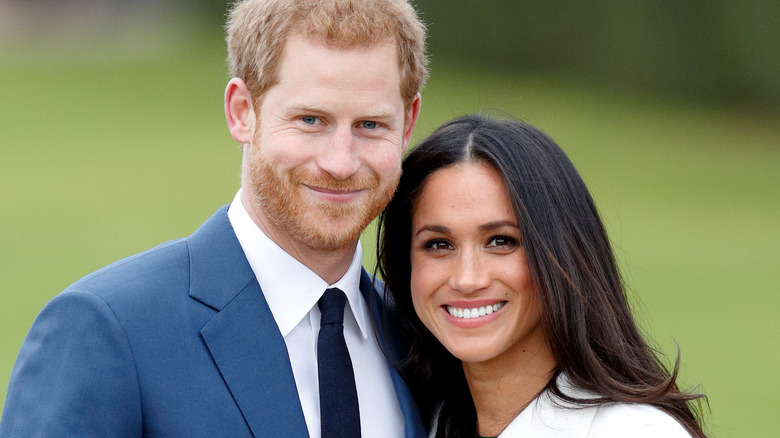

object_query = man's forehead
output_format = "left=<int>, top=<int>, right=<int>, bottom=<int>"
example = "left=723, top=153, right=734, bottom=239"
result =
left=274, top=35, right=403, bottom=97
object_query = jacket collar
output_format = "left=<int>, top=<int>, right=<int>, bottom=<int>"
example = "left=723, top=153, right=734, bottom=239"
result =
left=361, top=273, right=427, bottom=437
left=189, top=206, right=308, bottom=436
left=188, top=206, right=426, bottom=437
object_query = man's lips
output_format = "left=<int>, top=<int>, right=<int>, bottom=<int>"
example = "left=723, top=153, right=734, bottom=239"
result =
left=304, top=184, right=364, bottom=202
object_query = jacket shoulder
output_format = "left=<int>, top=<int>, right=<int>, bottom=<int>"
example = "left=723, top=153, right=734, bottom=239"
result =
left=67, top=237, right=190, bottom=301
left=589, top=403, right=691, bottom=437
left=1, top=289, right=143, bottom=436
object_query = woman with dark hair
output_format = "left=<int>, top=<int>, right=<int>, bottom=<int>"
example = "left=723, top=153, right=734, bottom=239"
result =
left=377, top=114, right=707, bottom=437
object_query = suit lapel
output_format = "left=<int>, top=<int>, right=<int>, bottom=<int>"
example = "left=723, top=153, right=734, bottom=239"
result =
left=360, top=271, right=427, bottom=437
left=189, top=207, right=308, bottom=437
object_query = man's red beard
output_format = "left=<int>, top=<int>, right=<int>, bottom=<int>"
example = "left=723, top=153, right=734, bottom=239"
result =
left=245, top=144, right=399, bottom=252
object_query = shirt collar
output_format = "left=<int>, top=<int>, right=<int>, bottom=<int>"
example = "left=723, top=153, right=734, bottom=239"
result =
left=227, top=189, right=370, bottom=339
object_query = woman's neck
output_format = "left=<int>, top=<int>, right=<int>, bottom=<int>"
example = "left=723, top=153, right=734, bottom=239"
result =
left=463, top=340, right=557, bottom=437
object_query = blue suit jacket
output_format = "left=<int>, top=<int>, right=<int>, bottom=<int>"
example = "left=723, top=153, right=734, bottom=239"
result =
left=0, top=206, right=426, bottom=437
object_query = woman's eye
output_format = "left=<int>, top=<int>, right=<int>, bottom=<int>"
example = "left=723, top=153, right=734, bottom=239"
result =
left=301, top=116, right=318, bottom=125
left=424, top=239, right=453, bottom=251
left=361, top=121, right=377, bottom=129
left=487, top=235, right=518, bottom=248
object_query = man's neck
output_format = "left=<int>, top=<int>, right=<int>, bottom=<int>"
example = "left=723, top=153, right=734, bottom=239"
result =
left=242, top=192, right=357, bottom=284
left=275, top=237, right=357, bottom=285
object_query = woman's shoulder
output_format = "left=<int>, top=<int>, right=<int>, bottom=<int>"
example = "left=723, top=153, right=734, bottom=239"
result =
left=498, top=375, right=692, bottom=438
left=589, top=402, right=691, bottom=437
left=556, top=373, right=692, bottom=437
left=499, top=398, right=691, bottom=438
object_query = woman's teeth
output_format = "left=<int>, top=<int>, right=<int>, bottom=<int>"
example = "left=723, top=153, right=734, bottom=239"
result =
left=446, top=302, right=505, bottom=319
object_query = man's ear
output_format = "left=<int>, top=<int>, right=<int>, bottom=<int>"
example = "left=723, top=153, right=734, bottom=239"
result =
left=402, top=93, right=422, bottom=150
left=225, top=78, right=256, bottom=144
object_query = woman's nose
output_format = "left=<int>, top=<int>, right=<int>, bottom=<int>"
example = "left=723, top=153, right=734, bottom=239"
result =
left=448, top=249, right=491, bottom=293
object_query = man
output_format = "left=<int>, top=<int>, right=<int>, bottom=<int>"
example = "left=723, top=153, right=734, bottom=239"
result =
left=0, top=0, right=427, bottom=436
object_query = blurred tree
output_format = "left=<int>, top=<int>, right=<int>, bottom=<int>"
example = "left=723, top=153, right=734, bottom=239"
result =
left=415, top=0, right=780, bottom=108
left=5, top=0, right=774, bottom=108
left=188, top=0, right=231, bottom=22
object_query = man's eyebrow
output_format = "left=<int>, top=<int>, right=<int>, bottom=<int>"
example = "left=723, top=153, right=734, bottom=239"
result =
left=288, top=103, right=329, bottom=113
left=287, top=103, right=398, bottom=120
left=359, top=108, right=398, bottom=120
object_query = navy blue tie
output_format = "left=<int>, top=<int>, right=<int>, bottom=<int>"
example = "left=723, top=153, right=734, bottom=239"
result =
left=318, top=288, right=361, bottom=438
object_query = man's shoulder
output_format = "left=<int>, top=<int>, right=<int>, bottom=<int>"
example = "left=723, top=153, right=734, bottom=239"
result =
left=65, top=205, right=234, bottom=301
left=66, top=237, right=191, bottom=302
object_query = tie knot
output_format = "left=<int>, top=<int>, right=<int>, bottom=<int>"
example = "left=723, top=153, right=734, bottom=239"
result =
left=319, top=288, right=347, bottom=326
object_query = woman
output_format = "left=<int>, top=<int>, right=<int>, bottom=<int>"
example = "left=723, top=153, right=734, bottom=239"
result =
left=377, top=114, right=707, bottom=437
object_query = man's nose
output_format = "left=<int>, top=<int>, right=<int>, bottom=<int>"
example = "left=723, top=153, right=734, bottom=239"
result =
left=316, top=125, right=360, bottom=180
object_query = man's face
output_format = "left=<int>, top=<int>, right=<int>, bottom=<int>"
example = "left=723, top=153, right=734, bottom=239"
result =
left=243, top=34, right=417, bottom=252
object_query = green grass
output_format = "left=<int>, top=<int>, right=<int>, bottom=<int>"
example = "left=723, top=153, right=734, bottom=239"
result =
left=2, top=30, right=779, bottom=437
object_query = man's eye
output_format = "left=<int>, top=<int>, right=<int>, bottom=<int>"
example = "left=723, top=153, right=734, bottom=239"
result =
left=361, top=121, right=377, bottom=129
left=302, top=116, right=318, bottom=125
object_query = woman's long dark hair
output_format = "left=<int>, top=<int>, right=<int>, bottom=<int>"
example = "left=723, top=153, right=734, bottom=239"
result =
left=377, top=114, right=707, bottom=437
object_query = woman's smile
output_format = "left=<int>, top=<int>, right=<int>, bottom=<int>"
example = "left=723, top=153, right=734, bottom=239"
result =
left=409, top=162, right=548, bottom=365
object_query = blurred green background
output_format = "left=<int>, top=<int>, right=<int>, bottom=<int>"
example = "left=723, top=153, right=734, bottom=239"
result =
left=1, top=1, right=778, bottom=436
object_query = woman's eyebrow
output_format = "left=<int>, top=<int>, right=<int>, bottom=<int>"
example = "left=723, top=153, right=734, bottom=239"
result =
left=479, top=220, right=519, bottom=232
left=413, top=224, right=450, bottom=237
left=413, top=221, right=518, bottom=237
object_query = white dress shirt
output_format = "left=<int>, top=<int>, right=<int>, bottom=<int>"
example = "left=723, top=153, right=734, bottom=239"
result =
left=227, top=190, right=404, bottom=438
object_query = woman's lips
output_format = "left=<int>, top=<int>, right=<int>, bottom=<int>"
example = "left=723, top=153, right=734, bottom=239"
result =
left=441, top=300, right=507, bottom=328
left=445, top=301, right=506, bottom=319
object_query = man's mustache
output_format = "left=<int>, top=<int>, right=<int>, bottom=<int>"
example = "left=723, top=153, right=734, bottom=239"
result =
left=291, top=170, right=380, bottom=192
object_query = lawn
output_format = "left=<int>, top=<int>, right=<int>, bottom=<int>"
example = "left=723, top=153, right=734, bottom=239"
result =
left=2, top=27, right=778, bottom=437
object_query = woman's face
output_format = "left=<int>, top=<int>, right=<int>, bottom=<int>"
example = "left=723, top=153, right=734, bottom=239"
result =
left=410, top=162, right=550, bottom=365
